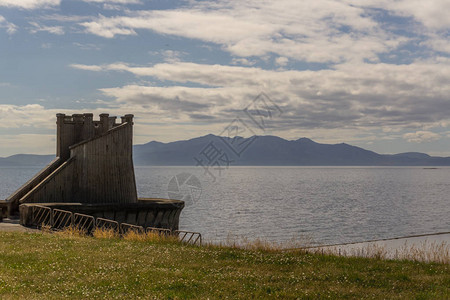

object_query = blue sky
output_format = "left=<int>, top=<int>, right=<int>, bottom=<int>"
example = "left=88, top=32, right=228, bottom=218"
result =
left=0, top=0, right=449, bottom=157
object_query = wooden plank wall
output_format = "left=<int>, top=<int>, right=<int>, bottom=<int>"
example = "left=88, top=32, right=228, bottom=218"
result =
left=70, top=122, right=137, bottom=204
left=19, top=158, right=75, bottom=204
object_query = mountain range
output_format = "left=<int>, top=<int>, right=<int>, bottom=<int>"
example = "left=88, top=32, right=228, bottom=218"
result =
left=1, top=135, right=450, bottom=166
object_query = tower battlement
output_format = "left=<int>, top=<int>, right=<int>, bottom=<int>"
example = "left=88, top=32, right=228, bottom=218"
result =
left=56, top=113, right=133, bottom=160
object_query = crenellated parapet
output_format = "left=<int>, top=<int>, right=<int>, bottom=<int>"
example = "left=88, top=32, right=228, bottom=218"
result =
left=56, top=113, right=134, bottom=160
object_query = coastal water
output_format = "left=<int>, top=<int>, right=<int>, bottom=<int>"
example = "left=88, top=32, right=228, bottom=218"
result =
left=1, top=166, right=449, bottom=245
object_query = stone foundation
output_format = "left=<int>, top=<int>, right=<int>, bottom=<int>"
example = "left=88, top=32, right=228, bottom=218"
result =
left=19, top=198, right=184, bottom=231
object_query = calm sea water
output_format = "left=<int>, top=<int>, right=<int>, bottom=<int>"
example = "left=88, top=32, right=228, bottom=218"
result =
left=1, top=166, right=449, bottom=245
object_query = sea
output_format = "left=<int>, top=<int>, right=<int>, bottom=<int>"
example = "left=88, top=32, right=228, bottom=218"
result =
left=1, top=166, right=449, bottom=246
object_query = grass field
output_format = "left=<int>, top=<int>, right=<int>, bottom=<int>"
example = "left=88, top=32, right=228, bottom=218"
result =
left=0, top=231, right=448, bottom=299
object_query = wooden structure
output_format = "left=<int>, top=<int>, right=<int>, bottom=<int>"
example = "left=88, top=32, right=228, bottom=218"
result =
left=1, top=113, right=183, bottom=230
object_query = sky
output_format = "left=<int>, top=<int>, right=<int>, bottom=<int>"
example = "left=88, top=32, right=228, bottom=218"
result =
left=0, top=0, right=449, bottom=157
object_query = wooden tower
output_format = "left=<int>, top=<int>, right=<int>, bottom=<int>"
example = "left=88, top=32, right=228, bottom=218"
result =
left=6, top=113, right=138, bottom=214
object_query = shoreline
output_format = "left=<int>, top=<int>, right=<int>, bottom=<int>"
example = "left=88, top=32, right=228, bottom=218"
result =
left=302, top=232, right=449, bottom=263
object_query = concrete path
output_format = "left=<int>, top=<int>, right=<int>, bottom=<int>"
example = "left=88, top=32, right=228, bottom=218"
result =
left=0, top=218, right=38, bottom=233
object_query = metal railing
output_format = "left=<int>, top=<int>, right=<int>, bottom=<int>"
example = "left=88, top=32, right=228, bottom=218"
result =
left=31, top=205, right=52, bottom=228
left=96, top=218, right=119, bottom=233
left=73, top=213, right=95, bottom=233
left=146, top=227, right=172, bottom=236
left=120, top=223, right=144, bottom=234
left=53, top=209, right=73, bottom=231
left=175, top=230, right=203, bottom=245
left=25, top=205, right=202, bottom=245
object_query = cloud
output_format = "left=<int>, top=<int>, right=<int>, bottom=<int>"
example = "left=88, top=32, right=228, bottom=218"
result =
left=0, top=15, right=17, bottom=34
left=41, top=42, right=52, bottom=48
left=353, top=0, right=450, bottom=31
left=71, top=61, right=279, bottom=87
left=0, top=0, right=60, bottom=9
left=77, top=0, right=450, bottom=62
left=81, top=0, right=142, bottom=3
left=81, top=0, right=143, bottom=10
left=231, top=58, right=255, bottom=66
left=39, top=14, right=91, bottom=22
left=425, top=35, right=450, bottom=54
left=81, top=14, right=138, bottom=38
left=72, top=42, right=101, bottom=51
left=161, top=50, right=186, bottom=63
left=70, top=64, right=104, bottom=71
left=349, top=0, right=450, bottom=55
left=78, top=0, right=407, bottom=63
left=403, top=131, right=441, bottom=143
left=0, top=104, right=55, bottom=129
left=102, top=4, right=123, bottom=11
left=29, top=21, right=64, bottom=35
left=99, top=85, right=227, bottom=113
left=0, top=134, right=56, bottom=156
left=275, top=57, right=289, bottom=67
left=70, top=59, right=450, bottom=133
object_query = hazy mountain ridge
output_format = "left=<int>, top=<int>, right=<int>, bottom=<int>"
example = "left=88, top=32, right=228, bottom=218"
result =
left=0, top=154, right=55, bottom=167
left=2, top=135, right=450, bottom=166
left=134, top=135, right=450, bottom=166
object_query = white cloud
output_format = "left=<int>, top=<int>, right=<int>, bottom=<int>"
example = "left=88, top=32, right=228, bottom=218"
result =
left=275, top=57, right=289, bottom=67
left=82, top=0, right=143, bottom=10
left=102, top=4, right=122, bottom=11
left=78, top=0, right=406, bottom=63
left=71, top=62, right=276, bottom=87
left=70, top=59, right=450, bottom=134
left=351, top=0, right=450, bottom=31
left=231, top=58, right=255, bottom=66
left=0, top=15, right=17, bottom=34
left=82, top=0, right=142, bottom=3
left=70, top=64, right=104, bottom=71
left=0, top=0, right=60, bottom=9
left=0, top=134, right=55, bottom=156
left=40, top=14, right=91, bottom=22
left=29, top=21, right=64, bottom=35
left=400, top=0, right=450, bottom=30
left=161, top=50, right=186, bottom=63
left=403, top=131, right=441, bottom=143
left=77, top=0, right=450, bottom=61
left=348, top=0, right=450, bottom=55
left=72, top=42, right=101, bottom=51
left=81, top=14, right=137, bottom=38
left=0, top=104, right=55, bottom=130
left=425, top=36, right=450, bottom=54
left=70, top=59, right=450, bottom=96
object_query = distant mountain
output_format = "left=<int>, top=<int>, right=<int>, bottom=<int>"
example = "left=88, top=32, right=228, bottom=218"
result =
left=0, top=154, right=55, bottom=167
left=133, top=135, right=450, bottom=166
left=2, top=135, right=450, bottom=166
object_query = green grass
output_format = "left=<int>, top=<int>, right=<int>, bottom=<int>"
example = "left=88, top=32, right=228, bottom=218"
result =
left=0, top=231, right=448, bottom=299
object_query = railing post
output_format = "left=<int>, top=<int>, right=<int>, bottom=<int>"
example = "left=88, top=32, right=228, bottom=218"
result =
left=50, top=208, right=54, bottom=228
